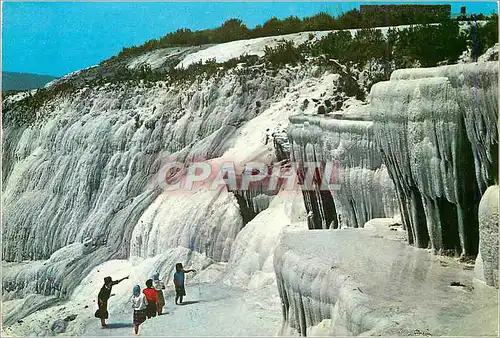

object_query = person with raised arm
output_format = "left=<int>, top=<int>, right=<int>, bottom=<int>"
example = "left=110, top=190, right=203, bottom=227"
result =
left=96, top=275, right=129, bottom=328
left=173, top=263, right=196, bottom=305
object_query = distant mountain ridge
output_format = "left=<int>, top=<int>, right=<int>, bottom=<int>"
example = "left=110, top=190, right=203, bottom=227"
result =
left=2, top=71, right=58, bottom=91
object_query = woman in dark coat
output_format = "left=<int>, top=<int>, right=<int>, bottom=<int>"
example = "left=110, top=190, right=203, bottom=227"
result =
left=152, top=273, right=166, bottom=315
left=96, top=275, right=129, bottom=328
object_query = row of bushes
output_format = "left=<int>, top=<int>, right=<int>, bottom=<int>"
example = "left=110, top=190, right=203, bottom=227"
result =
left=106, top=14, right=496, bottom=86
left=107, top=15, right=496, bottom=89
left=358, top=4, right=451, bottom=27
left=4, top=54, right=264, bottom=126
left=266, top=15, right=497, bottom=70
left=262, top=15, right=497, bottom=93
left=3, top=82, right=76, bottom=126
left=7, top=14, right=497, bottom=126
left=110, top=7, right=495, bottom=61
left=104, top=53, right=261, bottom=85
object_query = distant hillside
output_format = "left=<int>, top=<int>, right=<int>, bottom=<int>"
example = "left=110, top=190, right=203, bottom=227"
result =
left=2, top=72, right=58, bottom=91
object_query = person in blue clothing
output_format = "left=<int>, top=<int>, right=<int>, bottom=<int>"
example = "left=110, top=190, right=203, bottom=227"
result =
left=173, top=263, right=196, bottom=305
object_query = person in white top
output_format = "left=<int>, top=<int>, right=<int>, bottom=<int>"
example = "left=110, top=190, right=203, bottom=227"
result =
left=132, top=285, right=148, bottom=335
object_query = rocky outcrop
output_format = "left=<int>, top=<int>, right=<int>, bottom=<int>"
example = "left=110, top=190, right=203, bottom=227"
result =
left=2, top=66, right=313, bottom=263
left=287, top=62, right=498, bottom=252
left=288, top=114, right=399, bottom=229
left=276, top=61, right=499, bottom=337
left=1, top=60, right=341, bottom=324
left=370, top=62, right=498, bottom=256
left=475, top=185, right=499, bottom=288
left=274, top=227, right=499, bottom=336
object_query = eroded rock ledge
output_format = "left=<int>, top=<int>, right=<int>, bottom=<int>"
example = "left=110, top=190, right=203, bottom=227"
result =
left=370, top=62, right=498, bottom=256
left=475, top=185, right=499, bottom=288
left=289, top=62, right=498, bottom=258
left=274, top=223, right=498, bottom=336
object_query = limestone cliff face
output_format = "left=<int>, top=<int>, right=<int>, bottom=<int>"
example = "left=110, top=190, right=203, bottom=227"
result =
left=1, top=56, right=342, bottom=323
left=2, top=31, right=498, bottom=336
left=288, top=114, right=399, bottom=229
left=287, top=62, right=498, bottom=256
left=0, top=70, right=274, bottom=274
left=276, top=61, right=498, bottom=336
left=476, top=185, right=499, bottom=288
left=370, top=62, right=498, bottom=256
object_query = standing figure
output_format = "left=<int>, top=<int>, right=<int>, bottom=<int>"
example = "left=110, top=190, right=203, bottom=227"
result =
left=96, top=275, right=129, bottom=328
left=173, top=263, right=196, bottom=305
left=131, top=285, right=148, bottom=335
left=152, top=273, right=166, bottom=315
left=264, top=128, right=272, bottom=145
left=307, top=211, right=314, bottom=230
left=142, top=279, right=159, bottom=319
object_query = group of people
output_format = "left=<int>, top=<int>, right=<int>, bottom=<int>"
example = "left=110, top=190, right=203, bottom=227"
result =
left=95, top=263, right=196, bottom=335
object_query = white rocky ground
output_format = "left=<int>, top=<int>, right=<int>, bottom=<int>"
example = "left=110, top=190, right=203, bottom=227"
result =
left=275, top=219, right=498, bottom=336
left=82, top=284, right=282, bottom=337
left=2, top=189, right=306, bottom=336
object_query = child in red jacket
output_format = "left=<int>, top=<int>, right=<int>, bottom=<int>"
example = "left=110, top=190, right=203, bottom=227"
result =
left=143, top=279, right=158, bottom=318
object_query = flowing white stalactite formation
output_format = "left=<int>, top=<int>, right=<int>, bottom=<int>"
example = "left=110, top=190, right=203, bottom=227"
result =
left=370, top=62, right=498, bottom=256
left=288, top=114, right=400, bottom=229
left=275, top=61, right=498, bottom=336
left=2, top=31, right=498, bottom=336
left=2, top=53, right=340, bottom=330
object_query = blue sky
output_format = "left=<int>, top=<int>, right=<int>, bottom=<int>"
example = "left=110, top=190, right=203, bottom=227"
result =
left=2, top=1, right=498, bottom=77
